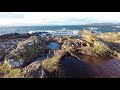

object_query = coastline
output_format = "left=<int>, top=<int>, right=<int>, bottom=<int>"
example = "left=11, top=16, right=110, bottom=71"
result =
left=0, top=30, right=120, bottom=78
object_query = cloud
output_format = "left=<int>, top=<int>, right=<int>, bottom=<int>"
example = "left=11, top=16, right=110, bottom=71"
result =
left=0, top=12, right=24, bottom=26
left=0, top=18, right=24, bottom=26
left=0, top=12, right=24, bottom=19
left=0, top=12, right=120, bottom=26
left=23, top=12, right=120, bottom=25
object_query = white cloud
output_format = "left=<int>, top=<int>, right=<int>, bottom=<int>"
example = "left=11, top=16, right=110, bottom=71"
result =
left=0, top=12, right=120, bottom=26
left=0, top=18, right=24, bottom=25
left=0, top=12, right=24, bottom=19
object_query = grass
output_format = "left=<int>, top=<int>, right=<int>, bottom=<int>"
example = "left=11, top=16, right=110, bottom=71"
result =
left=96, top=32, right=120, bottom=43
left=64, top=30, right=118, bottom=57
left=0, top=62, right=23, bottom=78
left=80, top=32, right=116, bottom=56
left=4, top=69, right=23, bottom=78
left=41, top=55, right=62, bottom=73
left=0, top=63, right=10, bottom=76
left=8, top=41, right=44, bottom=63
left=92, top=41, right=111, bottom=55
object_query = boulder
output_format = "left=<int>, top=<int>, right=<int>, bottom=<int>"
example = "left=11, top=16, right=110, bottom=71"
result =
left=22, top=61, right=47, bottom=78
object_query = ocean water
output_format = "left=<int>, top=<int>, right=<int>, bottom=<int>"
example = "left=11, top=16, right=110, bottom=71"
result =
left=0, top=25, right=120, bottom=36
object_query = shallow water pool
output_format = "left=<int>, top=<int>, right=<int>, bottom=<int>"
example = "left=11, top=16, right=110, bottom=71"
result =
left=47, top=42, right=60, bottom=50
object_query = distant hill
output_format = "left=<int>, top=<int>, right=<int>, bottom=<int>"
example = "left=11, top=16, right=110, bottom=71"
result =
left=86, top=23, right=120, bottom=26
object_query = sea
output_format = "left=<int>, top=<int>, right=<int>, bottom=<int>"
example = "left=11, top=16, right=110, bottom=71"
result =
left=0, top=25, right=120, bottom=36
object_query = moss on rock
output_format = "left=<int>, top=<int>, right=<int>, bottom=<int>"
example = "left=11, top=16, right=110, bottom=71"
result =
left=5, top=35, right=49, bottom=68
left=41, top=55, right=62, bottom=73
left=61, top=30, right=120, bottom=57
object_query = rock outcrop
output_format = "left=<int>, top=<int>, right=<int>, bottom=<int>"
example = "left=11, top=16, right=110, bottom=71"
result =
left=0, top=33, right=31, bottom=61
left=21, top=50, right=65, bottom=78
left=22, top=50, right=66, bottom=78
left=61, top=30, right=119, bottom=58
left=1, top=30, right=120, bottom=78
left=5, top=35, right=49, bottom=68
left=22, top=49, right=91, bottom=78
left=22, top=61, right=47, bottom=78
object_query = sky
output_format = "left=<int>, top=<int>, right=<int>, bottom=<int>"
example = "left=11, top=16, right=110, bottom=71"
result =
left=0, top=12, right=120, bottom=26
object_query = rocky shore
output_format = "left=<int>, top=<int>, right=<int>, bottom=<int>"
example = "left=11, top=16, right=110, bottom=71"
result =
left=1, top=30, right=120, bottom=78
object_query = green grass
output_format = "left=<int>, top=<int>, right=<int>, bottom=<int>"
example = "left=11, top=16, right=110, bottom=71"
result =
left=4, top=69, right=23, bottom=78
left=0, top=63, right=23, bottom=78
left=42, top=55, right=62, bottom=73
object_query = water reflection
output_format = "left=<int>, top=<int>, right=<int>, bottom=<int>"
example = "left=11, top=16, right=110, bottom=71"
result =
left=77, top=54, right=112, bottom=65
left=47, top=42, right=60, bottom=50
left=34, top=48, right=120, bottom=77
left=35, top=42, right=60, bottom=62
left=75, top=54, right=120, bottom=78
left=60, top=56, right=119, bottom=78
left=60, top=56, right=91, bottom=78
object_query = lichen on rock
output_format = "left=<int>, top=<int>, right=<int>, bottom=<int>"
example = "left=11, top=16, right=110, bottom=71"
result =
left=42, top=53, right=63, bottom=73
left=0, top=33, right=32, bottom=62
left=21, top=50, right=66, bottom=78
left=61, top=30, right=120, bottom=57
left=5, top=35, right=49, bottom=68
left=22, top=61, right=46, bottom=78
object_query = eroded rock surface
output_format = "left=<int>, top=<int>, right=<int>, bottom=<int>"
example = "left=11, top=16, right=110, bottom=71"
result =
left=22, top=61, right=47, bottom=78
left=0, top=33, right=31, bottom=61
left=61, top=30, right=119, bottom=58
left=5, top=35, right=49, bottom=68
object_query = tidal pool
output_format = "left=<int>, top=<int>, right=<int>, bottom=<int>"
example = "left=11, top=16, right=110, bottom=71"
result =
left=47, top=42, right=60, bottom=50
left=35, top=42, right=60, bottom=61
left=60, top=55, right=120, bottom=78
left=35, top=41, right=120, bottom=78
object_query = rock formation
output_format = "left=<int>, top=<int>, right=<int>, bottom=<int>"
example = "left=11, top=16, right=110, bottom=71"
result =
left=0, top=33, right=31, bottom=61
left=5, top=35, right=49, bottom=68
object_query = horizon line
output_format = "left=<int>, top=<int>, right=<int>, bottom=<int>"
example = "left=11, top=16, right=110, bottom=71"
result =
left=0, top=22, right=119, bottom=27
